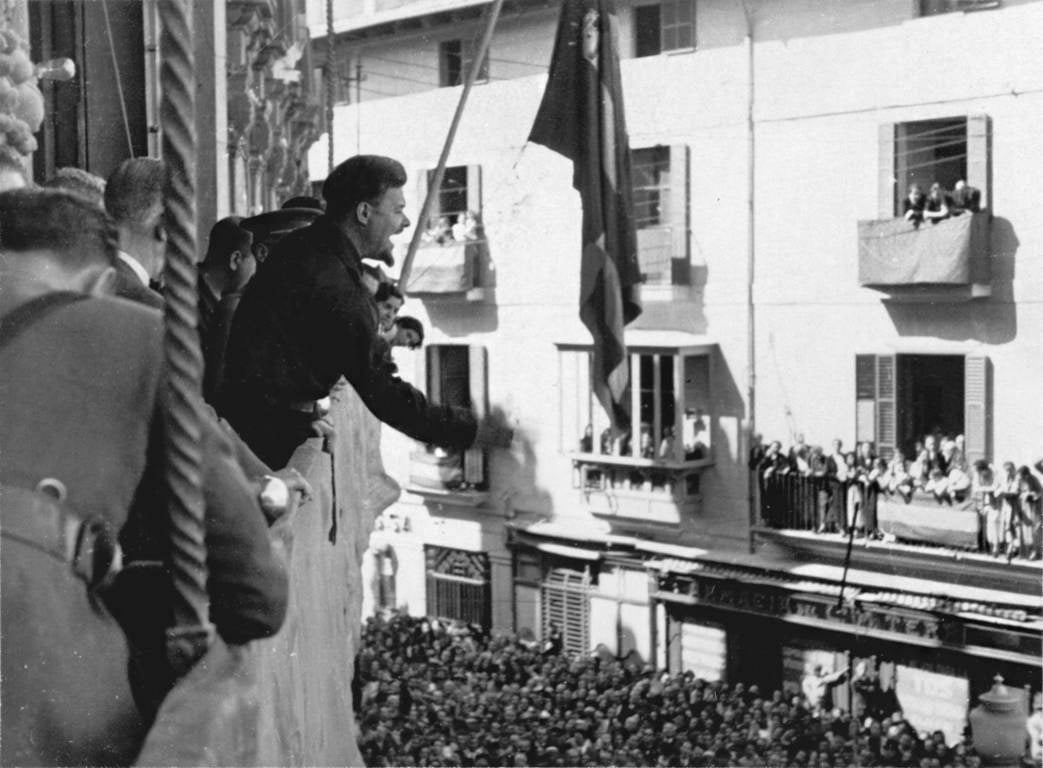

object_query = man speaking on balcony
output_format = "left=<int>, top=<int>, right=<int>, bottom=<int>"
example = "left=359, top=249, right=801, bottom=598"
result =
left=219, top=155, right=512, bottom=468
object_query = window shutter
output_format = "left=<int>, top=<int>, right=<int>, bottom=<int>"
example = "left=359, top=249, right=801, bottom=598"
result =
left=465, top=164, right=482, bottom=215
left=463, top=345, right=487, bottom=485
left=878, top=123, right=896, bottom=218
left=541, top=564, right=590, bottom=655
left=875, top=355, right=896, bottom=459
left=426, top=346, right=442, bottom=404
left=418, top=169, right=434, bottom=224
left=964, top=354, right=990, bottom=465
left=668, top=144, right=690, bottom=285
left=855, top=355, right=876, bottom=445
left=966, top=114, right=991, bottom=211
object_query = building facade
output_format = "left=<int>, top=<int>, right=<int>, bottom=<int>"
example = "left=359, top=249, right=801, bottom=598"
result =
left=314, top=0, right=1043, bottom=734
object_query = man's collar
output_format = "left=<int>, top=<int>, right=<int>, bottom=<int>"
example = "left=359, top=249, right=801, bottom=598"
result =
left=117, top=250, right=150, bottom=287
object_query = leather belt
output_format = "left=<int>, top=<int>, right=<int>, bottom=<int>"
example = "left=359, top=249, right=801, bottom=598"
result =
left=0, top=483, right=123, bottom=592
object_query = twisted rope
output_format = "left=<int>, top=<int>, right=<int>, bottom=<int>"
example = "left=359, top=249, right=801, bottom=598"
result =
left=158, top=0, right=212, bottom=670
left=326, top=0, right=335, bottom=173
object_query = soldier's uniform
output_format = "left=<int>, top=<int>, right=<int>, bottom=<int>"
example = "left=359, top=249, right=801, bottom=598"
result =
left=0, top=291, right=288, bottom=759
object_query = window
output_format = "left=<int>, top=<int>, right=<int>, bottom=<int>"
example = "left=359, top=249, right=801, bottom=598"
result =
left=634, top=1, right=695, bottom=57
left=559, top=343, right=712, bottom=465
left=409, top=345, right=488, bottom=490
left=541, top=562, right=591, bottom=655
left=631, top=145, right=689, bottom=286
left=855, top=353, right=989, bottom=463
left=409, top=165, right=485, bottom=294
left=425, top=546, right=491, bottom=630
left=919, top=0, right=1000, bottom=16
left=879, top=115, right=990, bottom=218
left=439, top=38, right=489, bottom=87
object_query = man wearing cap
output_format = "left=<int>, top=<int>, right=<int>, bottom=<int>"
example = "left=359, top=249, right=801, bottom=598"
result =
left=241, top=205, right=323, bottom=268
left=220, top=154, right=513, bottom=468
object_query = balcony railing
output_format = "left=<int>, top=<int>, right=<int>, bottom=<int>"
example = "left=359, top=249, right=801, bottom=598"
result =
left=857, top=212, right=990, bottom=301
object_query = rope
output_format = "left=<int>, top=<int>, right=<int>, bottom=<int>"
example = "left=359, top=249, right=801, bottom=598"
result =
left=157, top=0, right=213, bottom=672
left=326, top=0, right=335, bottom=173
left=101, top=0, right=134, bottom=158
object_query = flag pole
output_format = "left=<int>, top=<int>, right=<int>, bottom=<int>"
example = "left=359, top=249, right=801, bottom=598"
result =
left=398, top=0, right=505, bottom=288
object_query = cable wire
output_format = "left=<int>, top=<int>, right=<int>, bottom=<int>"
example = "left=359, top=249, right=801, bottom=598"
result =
left=101, top=0, right=135, bottom=158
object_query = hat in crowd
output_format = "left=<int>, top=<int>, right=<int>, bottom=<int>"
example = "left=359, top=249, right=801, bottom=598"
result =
left=241, top=206, right=321, bottom=244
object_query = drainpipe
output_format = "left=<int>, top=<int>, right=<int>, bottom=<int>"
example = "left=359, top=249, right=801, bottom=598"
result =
left=743, top=9, right=757, bottom=555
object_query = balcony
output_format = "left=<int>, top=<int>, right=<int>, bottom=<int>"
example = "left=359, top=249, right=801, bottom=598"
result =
left=404, top=239, right=492, bottom=302
left=857, top=212, right=990, bottom=302
left=406, top=447, right=489, bottom=509
left=752, top=471, right=1042, bottom=596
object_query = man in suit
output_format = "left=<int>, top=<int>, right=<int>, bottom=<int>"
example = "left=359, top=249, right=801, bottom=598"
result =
left=104, top=157, right=167, bottom=309
left=198, top=216, right=255, bottom=404
left=220, top=155, right=514, bottom=468
left=0, top=189, right=289, bottom=734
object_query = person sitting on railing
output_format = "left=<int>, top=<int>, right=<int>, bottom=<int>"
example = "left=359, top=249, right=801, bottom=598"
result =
left=219, top=155, right=513, bottom=469
left=923, top=182, right=951, bottom=225
left=948, top=180, right=981, bottom=215
left=972, top=459, right=1002, bottom=556
left=451, top=210, right=480, bottom=242
left=884, top=450, right=914, bottom=502
left=902, top=183, right=926, bottom=226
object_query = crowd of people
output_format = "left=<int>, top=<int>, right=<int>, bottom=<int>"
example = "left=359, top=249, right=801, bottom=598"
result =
left=751, top=432, right=1043, bottom=559
left=356, top=612, right=992, bottom=768
left=0, top=152, right=513, bottom=760
left=901, top=179, right=981, bottom=227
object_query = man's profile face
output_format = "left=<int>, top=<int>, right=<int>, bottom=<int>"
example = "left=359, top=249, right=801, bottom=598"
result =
left=365, top=186, right=410, bottom=255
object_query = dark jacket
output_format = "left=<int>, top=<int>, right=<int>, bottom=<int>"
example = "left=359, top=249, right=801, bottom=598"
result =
left=0, top=292, right=287, bottom=703
left=197, top=273, right=242, bottom=405
left=113, top=256, right=164, bottom=309
left=220, top=216, right=478, bottom=455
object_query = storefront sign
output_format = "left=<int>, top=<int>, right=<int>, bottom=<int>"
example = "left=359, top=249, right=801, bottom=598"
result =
left=895, top=665, right=969, bottom=746
left=661, top=575, right=967, bottom=647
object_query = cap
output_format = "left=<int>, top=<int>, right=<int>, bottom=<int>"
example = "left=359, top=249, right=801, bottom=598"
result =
left=241, top=206, right=321, bottom=245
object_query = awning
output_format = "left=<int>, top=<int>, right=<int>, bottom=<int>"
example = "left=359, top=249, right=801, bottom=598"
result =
left=858, top=212, right=989, bottom=287
left=531, top=541, right=603, bottom=561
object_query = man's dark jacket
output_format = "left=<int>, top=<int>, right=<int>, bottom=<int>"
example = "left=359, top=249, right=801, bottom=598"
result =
left=220, top=216, right=477, bottom=463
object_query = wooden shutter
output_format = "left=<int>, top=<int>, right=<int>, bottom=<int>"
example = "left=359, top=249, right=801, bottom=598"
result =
left=465, top=165, right=482, bottom=216
left=463, top=345, right=487, bottom=485
left=425, top=346, right=442, bottom=404
left=878, top=123, right=896, bottom=218
left=964, top=354, right=990, bottom=465
left=541, top=564, right=590, bottom=655
left=855, top=355, right=876, bottom=445
left=966, top=115, right=991, bottom=212
left=875, top=355, right=897, bottom=459
left=669, top=144, right=690, bottom=285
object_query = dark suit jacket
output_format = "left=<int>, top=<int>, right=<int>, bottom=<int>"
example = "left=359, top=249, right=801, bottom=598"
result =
left=220, top=216, right=478, bottom=457
left=0, top=292, right=287, bottom=649
left=113, top=257, right=164, bottom=309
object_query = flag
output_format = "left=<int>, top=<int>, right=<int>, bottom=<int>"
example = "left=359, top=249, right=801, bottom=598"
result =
left=528, top=0, right=641, bottom=432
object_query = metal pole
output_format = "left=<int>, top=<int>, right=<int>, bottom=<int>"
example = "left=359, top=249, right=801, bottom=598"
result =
left=326, top=0, right=335, bottom=174
left=742, top=2, right=758, bottom=555
left=399, top=0, right=505, bottom=287
left=158, top=0, right=213, bottom=672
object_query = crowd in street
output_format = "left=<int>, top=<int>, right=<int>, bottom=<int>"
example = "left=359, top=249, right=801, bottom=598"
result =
left=751, top=432, right=1043, bottom=560
left=356, top=613, right=989, bottom=768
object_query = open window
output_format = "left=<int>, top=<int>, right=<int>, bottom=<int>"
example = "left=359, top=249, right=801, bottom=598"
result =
left=439, top=38, right=489, bottom=87
left=632, top=145, right=690, bottom=288
left=634, top=1, right=696, bottom=57
left=407, top=164, right=488, bottom=297
left=855, top=353, right=990, bottom=463
left=558, top=334, right=715, bottom=526
left=409, top=344, right=489, bottom=501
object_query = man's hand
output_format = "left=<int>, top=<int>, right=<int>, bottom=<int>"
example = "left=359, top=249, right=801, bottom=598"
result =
left=473, top=406, right=515, bottom=449
left=268, top=467, right=313, bottom=502
left=309, top=416, right=335, bottom=440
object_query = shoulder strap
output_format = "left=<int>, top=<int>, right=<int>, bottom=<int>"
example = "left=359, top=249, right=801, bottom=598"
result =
left=0, top=291, right=89, bottom=352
